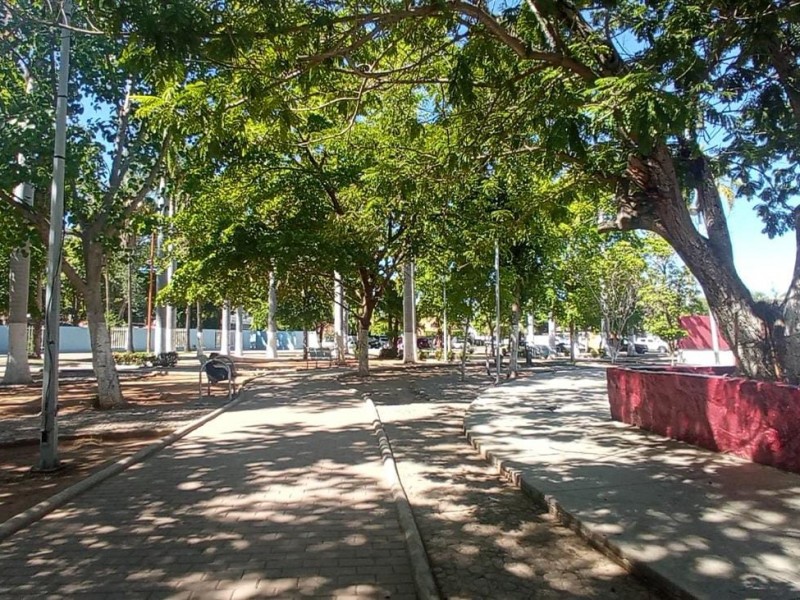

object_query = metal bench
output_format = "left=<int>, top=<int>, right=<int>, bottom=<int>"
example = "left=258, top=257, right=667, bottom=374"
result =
left=307, top=347, right=333, bottom=367
left=198, top=353, right=237, bottom=400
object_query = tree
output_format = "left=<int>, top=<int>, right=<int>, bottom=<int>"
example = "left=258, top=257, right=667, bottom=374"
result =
left=639, top=236, right=704, bottom=354
left=580, top=241, right=646, bottom=363
left=85, top=0, right=800, bottom=380
left=1, top=2, right=170, bottom=407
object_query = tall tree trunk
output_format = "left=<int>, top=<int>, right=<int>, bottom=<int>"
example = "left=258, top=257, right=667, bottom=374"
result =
left=779, top=208, right=800, bottom=383
left=609, top=145, right=781, bottom=380
left=125, top=241, right=134, bottom=352
left=104, top=263, right=110, bottom=319
left=3, top=185, right=33, bottom=384
left=569, top=321, right=576, bottom=362
left=333, top=271, right=346, bottom=365
left=234, top=307, right=244, bottom=356
left=460, top=317, right=471, bottom=382
left=196, top=299, right=204, bottom=356
left=266, top=271, right=278, bottom=358
left=402, top=260, right=416, bottom=363
left=85, top=244, right=124, bottom=409
left=509, top=294, right=520, bottom=379
left=356, top=298, right=378, bottom=377
left=145, top=231, right=156, bottom=353
left=357, top=318, right=371, bottom=377
left=184, top=303, right=191, bottom=352
left=32, top=277, right=43, bottom=359
left=220, top=301, right=230, bottom=355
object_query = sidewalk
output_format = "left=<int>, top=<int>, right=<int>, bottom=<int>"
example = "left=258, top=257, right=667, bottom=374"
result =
left=0, top=371, right=416, bottom=599
left=464, top=366, right=800, bottom=600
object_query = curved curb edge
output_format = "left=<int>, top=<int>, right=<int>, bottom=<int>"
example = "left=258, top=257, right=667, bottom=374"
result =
left=463, top=404, right=694, bottom=600
left=0, top=375, right=262, bottom=544
left=364, top=396, right=440, bottom=600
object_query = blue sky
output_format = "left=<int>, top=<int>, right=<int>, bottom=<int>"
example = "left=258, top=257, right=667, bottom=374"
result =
left=727, top=203, right=794, bottom=297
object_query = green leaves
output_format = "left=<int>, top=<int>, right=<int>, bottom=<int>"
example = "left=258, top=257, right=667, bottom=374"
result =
left=586, top=72, right=690, bottom=152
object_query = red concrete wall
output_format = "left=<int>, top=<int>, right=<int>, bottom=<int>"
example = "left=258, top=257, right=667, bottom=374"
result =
left=607, top=367, right=800, bottom=474
left=678, top=315, right=730, bottom=350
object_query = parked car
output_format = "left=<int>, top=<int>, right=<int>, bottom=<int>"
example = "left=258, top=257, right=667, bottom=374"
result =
left=417, top=337, right=432, bottom=350
left=635, top=336, right=669, bottom=353
left=554, top=341, right=570, bottom=356
left=621, top=339, right=647, bottom=354
left=451, top=338, right=475, bottom=353
left=531, top=344, right=551, bottom=359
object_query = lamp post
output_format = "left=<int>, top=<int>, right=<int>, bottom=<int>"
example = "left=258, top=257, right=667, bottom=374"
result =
left=39, top=0, right=73, bottom=471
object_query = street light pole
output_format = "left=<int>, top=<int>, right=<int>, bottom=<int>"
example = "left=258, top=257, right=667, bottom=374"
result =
left=39, top=0, right=73, bottom=471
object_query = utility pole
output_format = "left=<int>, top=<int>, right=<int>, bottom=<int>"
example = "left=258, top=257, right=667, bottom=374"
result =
left=39, top=0, right=73, bottom=471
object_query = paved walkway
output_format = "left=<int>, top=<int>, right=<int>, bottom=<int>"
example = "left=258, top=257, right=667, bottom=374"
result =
left=356, top=368, right=662, bottom=600
left=464, top=365, right=800, bottom=600
left=0, top=371, right=416, bottom=599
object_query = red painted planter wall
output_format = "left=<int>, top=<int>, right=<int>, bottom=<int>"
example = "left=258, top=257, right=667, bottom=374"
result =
left=607, top=367, right=800, bottom=474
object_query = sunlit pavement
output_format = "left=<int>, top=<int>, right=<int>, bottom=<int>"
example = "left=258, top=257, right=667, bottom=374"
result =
left=0, top=372, right=416, bottom=599
left=465, top=365, right=800, bottom=600
left=356, top=366, right=662, bottom=600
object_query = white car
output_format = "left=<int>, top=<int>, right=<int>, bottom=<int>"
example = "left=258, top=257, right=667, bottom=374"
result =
left=635, top=336, right=669, bottom=353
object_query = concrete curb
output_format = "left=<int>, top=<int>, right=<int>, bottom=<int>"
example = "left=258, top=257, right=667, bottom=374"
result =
left=463, top=396, right=693, bottom=600
left=0, top=376, right=261, bottom=544
left=364, top=396, right=440, bottom=600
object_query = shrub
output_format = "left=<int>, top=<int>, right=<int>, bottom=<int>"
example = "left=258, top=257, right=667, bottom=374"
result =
left=377, top=348, right=399, bottom=360
left=153, top=352, right=179, bottom=367
left=113, top=352, right=152, bottom=366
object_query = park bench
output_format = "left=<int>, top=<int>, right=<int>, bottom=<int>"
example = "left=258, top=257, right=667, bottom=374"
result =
left=198, top=353, right=237, bottom=400
left=307, top=347, right=333, bottom=367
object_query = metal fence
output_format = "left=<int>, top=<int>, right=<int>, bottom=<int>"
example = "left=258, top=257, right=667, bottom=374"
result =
left=22, top=325, right=191, bottom=354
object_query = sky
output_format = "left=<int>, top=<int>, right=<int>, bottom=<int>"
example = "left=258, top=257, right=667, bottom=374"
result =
left=727, top=202, right=794, bottom=297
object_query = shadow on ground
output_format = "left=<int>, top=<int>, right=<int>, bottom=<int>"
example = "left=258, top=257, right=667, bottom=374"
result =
left=354, top=365, right=664, bottom=599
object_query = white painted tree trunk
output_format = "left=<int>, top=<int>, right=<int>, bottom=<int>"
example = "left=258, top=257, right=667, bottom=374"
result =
left=165, top=304, right=175, bottom=352
left=234, top=307, right=244, bottom=356
left=3, top=182, right=33, bottom=384
left=220, top=301, right=230, bottom=355
left=196, top=299, right=204, bottom=356
left=527, top=314, right=534, bottom=344
left=548, top=316, right=556, bottom=349
left=442, top=282, right=448, bottom=359
left=165, top=196, right=176, bottom=352
left=266, top=272, right=278, bottom=358
left=334, top=271, right=345, bottom=364
left=125, top=240, right=134, bottom=353
left=509, top=300, right=520, bottom=377
left=403, top=261, right=417, bottom=363
left=85, top=247, right=124, bottom=408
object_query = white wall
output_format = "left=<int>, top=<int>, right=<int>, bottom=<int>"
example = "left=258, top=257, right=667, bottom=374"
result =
left=0, top=325, right=92, bottom=353
left=0, top=325, right=312, bottom=354
left=677, top=349, right=735, bottom=367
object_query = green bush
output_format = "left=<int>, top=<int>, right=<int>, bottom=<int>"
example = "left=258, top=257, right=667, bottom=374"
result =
left=377, top=347, right=399, bottom=360
left=113, top=352, right=152, bottom=366
left=418, top=350, right=428, bottom=360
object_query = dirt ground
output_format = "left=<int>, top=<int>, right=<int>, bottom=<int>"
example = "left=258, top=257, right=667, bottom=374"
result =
left=0, top=354, right=343, bottom=525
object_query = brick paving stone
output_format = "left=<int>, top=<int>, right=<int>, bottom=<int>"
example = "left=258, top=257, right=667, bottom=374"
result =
left=354, top=366, right=666, bottom=600
left=0, top=373, right=415, bottom=599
